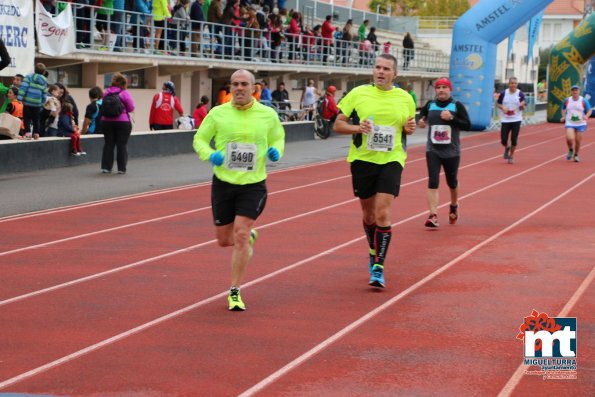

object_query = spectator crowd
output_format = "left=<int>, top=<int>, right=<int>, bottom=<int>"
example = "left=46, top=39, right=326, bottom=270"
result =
left=37, top=0, right=401, bottom=66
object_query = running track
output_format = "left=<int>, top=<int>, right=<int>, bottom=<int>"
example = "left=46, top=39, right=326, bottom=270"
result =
left=0, top=121, right=593, bottom=396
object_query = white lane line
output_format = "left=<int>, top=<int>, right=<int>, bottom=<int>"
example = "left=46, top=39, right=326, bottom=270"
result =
left=1, top=168, right=590, bottom=391
left=0, top=198, right=357, bottom=307
left=0, top=174, right=350, bottom=257
left=0, top=132, right=562, bottom=258
left=2, top=140, right=586, bottom=307
left=238, top=172, right=595, bottom=397
left=497, top=266, right=595, bottom=397
left=0, top=124, right=559, bottom=223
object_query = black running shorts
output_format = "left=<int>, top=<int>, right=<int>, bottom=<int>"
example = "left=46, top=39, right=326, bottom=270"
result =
left=350, top=160, right=403, bottom=199
left=501, top=121, right=521, bottom=147
left=211, top=176, right=268, bottom=226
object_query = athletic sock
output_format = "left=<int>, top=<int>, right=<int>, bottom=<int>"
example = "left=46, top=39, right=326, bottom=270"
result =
left=363, top=221, right=376, bottom=251
left=374, top=225, right=392, bottom=266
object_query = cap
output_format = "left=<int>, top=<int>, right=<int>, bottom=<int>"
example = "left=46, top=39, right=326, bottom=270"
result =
left=163, top=81, right=175, bottom=93
left=571, top=85, right=580, bottom=90
left=435, top=77, right=453, bottom=91
left=327, top=85, right=337, bottom=93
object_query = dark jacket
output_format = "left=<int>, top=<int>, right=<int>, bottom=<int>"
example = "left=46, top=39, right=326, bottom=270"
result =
left=0, top=38, right=10, bottom=71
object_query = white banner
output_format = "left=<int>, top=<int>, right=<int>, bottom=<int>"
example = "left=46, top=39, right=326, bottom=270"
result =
left=36, top=0, right=76, bottom=57
left=0, top=0, right=35, bottom=76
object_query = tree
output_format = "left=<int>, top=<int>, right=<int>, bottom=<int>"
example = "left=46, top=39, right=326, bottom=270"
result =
left=418, top=0, right=469, bottom=17
left=538, top=46, right=551, bottom=81
left=368, top=0, right=420, bottom=16
left=368, top=0, right=469, bottom=17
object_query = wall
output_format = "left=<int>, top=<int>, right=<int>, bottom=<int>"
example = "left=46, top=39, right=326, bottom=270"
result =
left=0, top=122, right=316, bottom=175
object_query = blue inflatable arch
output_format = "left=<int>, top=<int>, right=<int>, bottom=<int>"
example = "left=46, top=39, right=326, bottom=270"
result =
left=449, top=0, right=553, bottom=130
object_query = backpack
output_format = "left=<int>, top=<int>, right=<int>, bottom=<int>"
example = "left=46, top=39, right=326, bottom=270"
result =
left=175, top=115, right=195, bottom=130
left=88, top=99, right=102, bottom=133
left=101, top=91, right=124, bottom=117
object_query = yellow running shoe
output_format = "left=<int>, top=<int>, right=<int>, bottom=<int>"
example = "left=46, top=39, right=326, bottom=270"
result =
left=228, top=288, right=246, bottom=311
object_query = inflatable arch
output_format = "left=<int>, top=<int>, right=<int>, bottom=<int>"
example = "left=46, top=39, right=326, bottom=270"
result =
left=449, top=0, right=553, bottom=130
left=546, top=13, right=595, bottom=122
left=584, top=57, right=595, bottom=113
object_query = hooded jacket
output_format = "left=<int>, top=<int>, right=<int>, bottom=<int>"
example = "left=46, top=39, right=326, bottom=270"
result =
left=18, top=73, right=48, bottom=108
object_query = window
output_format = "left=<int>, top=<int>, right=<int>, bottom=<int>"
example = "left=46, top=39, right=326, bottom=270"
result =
left=103, top=69, right=145, bottom=89
left=46, top=65, right=83, bottom=87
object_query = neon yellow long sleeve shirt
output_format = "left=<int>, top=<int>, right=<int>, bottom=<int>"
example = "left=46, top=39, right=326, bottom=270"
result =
left=193, top=101, right=286, bottom=185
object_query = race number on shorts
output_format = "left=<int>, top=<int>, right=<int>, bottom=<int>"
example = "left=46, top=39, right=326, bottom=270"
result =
left=225, top=142, right=257, bottom=171
left=430, top=125, right=452, bottom=144
left=367, top=125, right=396, bottom=151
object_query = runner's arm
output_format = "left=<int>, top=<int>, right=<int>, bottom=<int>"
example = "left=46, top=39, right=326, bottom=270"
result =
left=333, top=112, right=371, bottom=135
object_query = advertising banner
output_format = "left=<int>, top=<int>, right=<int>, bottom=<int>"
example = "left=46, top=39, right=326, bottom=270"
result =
left=36, top=0, right=76, bottom=57
left=0, top=0, right=35, bottom=76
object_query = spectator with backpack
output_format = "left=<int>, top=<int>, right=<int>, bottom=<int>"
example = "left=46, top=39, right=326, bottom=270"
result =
left=81, top=86, right=103, bottom=134
left=18, top=63, right=49, bottom=140
left=149, top=81, right=185, bottom=130
left=100, top=73, right=135, bottom=174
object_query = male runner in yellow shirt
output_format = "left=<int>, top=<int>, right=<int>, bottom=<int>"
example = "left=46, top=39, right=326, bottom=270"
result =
left=193, top=69, right=285, bottom=310
left=334, top=54, right=416, bottom=288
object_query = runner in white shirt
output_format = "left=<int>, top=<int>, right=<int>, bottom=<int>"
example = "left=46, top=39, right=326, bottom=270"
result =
left=496, top=77, right=526, bottom=164
left=560, top=85, right=592, bottom=163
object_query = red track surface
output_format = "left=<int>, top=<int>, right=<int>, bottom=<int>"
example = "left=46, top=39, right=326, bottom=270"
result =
left=0, top=121, right=593, bottom=396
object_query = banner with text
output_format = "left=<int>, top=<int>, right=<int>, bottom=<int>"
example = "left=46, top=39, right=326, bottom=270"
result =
left=36, top=0, right=76, bottom=57
left=0, top=0, right=34, bottom=76
left=527, top=11, right=544, bottom=65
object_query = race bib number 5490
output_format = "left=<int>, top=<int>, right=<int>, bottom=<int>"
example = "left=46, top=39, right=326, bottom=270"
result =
left=225, top=142, right=257, bottom=171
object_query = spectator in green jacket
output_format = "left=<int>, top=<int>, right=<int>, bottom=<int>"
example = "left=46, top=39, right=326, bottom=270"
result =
left=358, top=19, right=369, bottom=41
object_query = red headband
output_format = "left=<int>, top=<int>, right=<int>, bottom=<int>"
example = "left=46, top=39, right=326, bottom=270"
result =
left=435, top=78, right=453, bottom=91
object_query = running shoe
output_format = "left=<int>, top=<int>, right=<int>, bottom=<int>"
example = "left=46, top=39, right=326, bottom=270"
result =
left=566, top=149, right=574, bottom=160
left=449, top=204, right=459, bottom=225
left=507, top=157, right=514, bottom=164
left=248, top=229, right=259, bottom=257
left=369, top=264, right=385, bottom=288
left=425, top=213, right=439, bottom=228
left=368, top=255, right=375, bottom=275
left=503, top=146, right=511, bottom=160
left=228, top=288, right=246, bottom=311
left=574, top=155, right=580, bottom=163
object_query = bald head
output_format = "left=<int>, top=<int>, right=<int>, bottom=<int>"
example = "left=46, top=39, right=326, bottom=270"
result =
left=230, top=69, right=256, bottom=106
left=231, top=69, right=256, bottom=85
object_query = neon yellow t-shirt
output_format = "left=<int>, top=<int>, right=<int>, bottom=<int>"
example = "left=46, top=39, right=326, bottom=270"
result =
left=193, top=101, right=285, bottom=185
left=338, top=84, right=416, bottom=166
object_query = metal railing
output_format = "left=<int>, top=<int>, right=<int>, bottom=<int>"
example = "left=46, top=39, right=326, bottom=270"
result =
left=52, top=3, right=447, bottom=74
left=285, top=0, right=419, bottom=34
left=417, top=17, right=458, bottom=33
